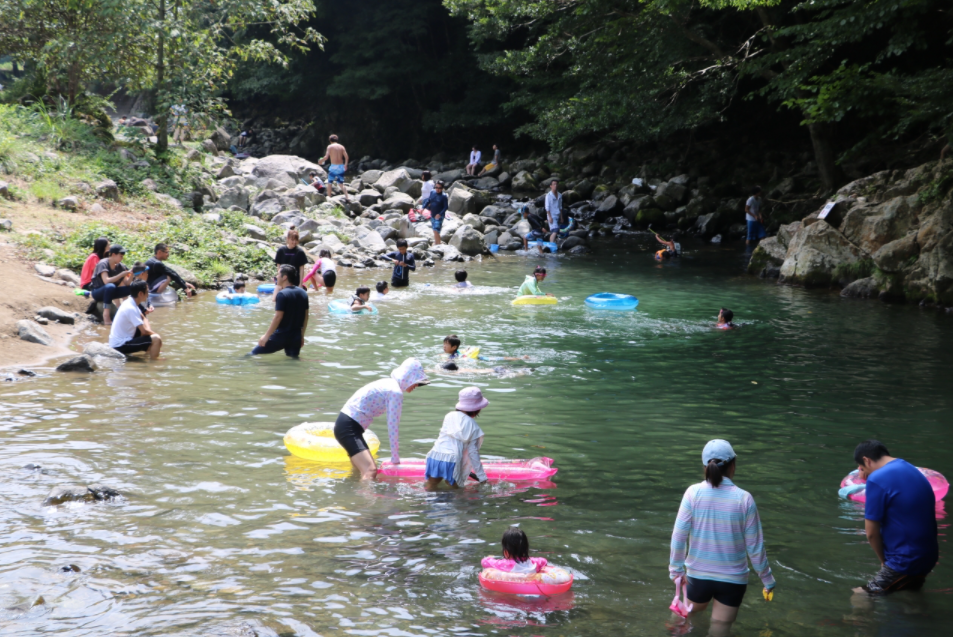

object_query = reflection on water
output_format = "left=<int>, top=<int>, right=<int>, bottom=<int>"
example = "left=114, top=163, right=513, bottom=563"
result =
left=1, top=240, right=952, bottom=636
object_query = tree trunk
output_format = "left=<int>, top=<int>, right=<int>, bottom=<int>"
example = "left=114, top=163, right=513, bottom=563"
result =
left=805, top=121, right=842, bottom=194
left=155, top=0, right=168, bottom=153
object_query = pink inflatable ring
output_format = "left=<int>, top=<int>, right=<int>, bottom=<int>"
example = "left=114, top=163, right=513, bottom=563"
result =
left=479, top=566, right=573, bottom=595
left=839, top=467, right=949, bottom=503
left=378, top=456, right=558, bottom=481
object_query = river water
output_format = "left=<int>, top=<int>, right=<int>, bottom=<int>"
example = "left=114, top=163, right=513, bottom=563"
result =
left=2, top=238, right=952, bottom=636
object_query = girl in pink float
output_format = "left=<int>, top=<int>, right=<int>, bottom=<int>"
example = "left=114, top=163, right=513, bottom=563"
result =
left=482, top=527, right=547, bottom=575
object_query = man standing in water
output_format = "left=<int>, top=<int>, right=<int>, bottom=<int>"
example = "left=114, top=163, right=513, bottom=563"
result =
left=852, top=440, right=938, bottom=594
left=251, top=265, right=309, bottom=358
left=319, top=134, right=350, bottom=204
left=544, top=179, right=563, bottom=243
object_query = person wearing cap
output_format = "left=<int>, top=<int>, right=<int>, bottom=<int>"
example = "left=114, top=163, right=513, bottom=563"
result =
left=146, top=243, right=196, bottom=297
left=669, top=439, right=775, bottom=633
left=335, top=358, right=430, bottom=480
left=89, top=244, right=135, bottom=325
left=424, top=387, right=489, bottom=490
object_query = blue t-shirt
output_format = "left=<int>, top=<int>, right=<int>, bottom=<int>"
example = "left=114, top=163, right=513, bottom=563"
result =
left=865, top=459, right=938, bottom=574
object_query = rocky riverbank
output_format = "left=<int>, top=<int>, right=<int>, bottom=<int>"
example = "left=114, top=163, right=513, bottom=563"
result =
left=748, top=161, right=953, bottom=309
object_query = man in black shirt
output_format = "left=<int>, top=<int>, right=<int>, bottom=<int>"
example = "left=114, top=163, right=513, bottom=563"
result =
left=146, top=243, right=196, bottom=297
left=251, top=265, right=310, bottom=358
left=384, top=239, right=416, bottom=288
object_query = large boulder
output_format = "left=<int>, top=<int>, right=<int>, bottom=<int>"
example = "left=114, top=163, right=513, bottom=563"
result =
left=374, top=168, right=413, bottom=193
left=359, top=189, right=383, bottom=206
left=872, top=233, right=919, bottom=273
left=380, top=192, right=415, bottom=213
left=434, top=168, right=466, bottom=185
left=251, top=155, right=323, bottom=189
left=448, top=188, right=477, bottom=215
left=17, top=320, right=52, bottom=346
left=37, top=307, right=74, bottom=325
left=272, top=211, right=306, bottom=227
left=511, top=219, right=533, bottom=238
left=840, top=195, right=919, bottom=255
left=449, top=225, right=485, bottom=256
left=840, top=277, right=880, bottom=299
left=210, top=127, right=231, bottom=151
left=358, top=230, right=388, bottom=253
left=96, top=180, right=119, bottom=200
left=656, top=181, right=688, bottom=205
left=593, top=195, right=622, bottom=222
left=574, top=179, right=595, bottom=199
left=244, top=224, right=269, bottom=241
left=250, top=198, right=285, bottom=220
left=471, top=176, right=499, bottom=190
left=429, top=244, right=464, bottom=262
left=480, top=205, right=510, bottom=222
left=56, top=269, right=81, bottom=286
left=84, top=342, right=125, bottom=360
left=217, top=187, right=249, bottom=211
left=779, top=220, right=863, bottom=286
left=622, top=196, right=653, bottom=223
left=439, top=217, right=463, bottom=242
left=777, top=221, right=802, bottom=248
left=361, top=169, right=384, bottom=185
left=462, top=213, right=485, bottom=233
left=746, top=237, right=788, bottom=275
left=511, top=171, right=537, bottom=192
left=635, top=208, right=665, bottom=228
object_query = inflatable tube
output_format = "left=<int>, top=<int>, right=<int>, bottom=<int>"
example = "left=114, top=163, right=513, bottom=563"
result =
left=378, top=457, right=558, bottom=481
left=216, top=292, right=260, bottom=306
left=148, top=288, right=178, bottom=307
left=257, top=283, right=276, bottom=294
left=584, top=293, right=638, bottom=311
left=512, top=295, right=558, bottom=306
left=479, top=567, right=573, bottom=595
left=328, top=299, right=379, bottom=315
left=284, top=422, right=380, bottom=463
left=839, top=467, right=948, bottom=503
left=527, top=240, right=558, bottom=253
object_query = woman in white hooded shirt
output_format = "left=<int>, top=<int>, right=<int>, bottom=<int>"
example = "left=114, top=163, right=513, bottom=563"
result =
left=424, top=387, right=489, bottom=489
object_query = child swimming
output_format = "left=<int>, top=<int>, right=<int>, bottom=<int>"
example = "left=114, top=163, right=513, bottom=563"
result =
left=518, top=266, right=554, bottom=297
left=454, top=270, right=473, bottom=289
left=443, top=334, right=528, bottom=363
left=370, top=281, right=390, bottom=301
left=481, top=527, right=548, bottom=575
left=716, top=308, right=736, bottom=329
left=424, top=386, right=489, bottom=489
left=350, top=286, right=372, bottom=312
left=444, top=334, right=462, bottom=359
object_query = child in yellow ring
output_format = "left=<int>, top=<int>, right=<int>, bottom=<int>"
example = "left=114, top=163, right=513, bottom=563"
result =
left=518, top=266, right=554, bottom=297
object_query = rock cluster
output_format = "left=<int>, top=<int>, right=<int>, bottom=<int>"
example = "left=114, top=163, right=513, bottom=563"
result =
left=748, top=161, right=953, bottom=307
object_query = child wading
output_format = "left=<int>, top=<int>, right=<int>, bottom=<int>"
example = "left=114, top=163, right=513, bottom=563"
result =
left=424, top=387, right=489, bottom=489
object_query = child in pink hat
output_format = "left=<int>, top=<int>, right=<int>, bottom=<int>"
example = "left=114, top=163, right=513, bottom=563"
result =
left=424, top=387, right=489, bottom=490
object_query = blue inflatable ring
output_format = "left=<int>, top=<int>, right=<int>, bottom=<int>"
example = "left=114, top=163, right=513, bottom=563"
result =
left=257, top=283, right=276, bottom=294
left=328, top=299, right=379, bottom=315
left=216, top=292, right=261, bottom=306
left=527, top=240, right=558, bottom=253
left=585, top=293, right=638, bottom=310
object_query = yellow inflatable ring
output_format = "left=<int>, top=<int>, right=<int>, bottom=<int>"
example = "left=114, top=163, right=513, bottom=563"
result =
left=283, top=421, right=380, bottom=462
left=512, top=295, right=558, bottom=306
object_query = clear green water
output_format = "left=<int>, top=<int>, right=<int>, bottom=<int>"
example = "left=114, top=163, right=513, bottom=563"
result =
left=2, top=239, right=952, bottom=636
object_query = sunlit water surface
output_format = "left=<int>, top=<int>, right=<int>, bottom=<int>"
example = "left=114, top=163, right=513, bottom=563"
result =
left=2, top=238, right=952, bottom=636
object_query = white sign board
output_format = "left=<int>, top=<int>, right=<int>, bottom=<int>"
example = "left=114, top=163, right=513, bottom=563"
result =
left=817, top=202, right=837, bottom=220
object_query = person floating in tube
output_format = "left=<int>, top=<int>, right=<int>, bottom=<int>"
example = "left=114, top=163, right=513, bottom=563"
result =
left=517, top=266, right=554, bottom=297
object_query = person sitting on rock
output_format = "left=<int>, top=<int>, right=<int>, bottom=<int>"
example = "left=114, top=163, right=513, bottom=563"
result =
left=420, top=171, right=435, bottom=202
left=716, top=308, right=736, bottom=330
left=90, top=245, right=135, bottom=325
left=309, top=171, right=326, bottom=193
left=466, top=146, right=482, bottom=176
left=108, top=281, right=163, bottom=359
left=146, top=243, right=196, bottom=297
left=80, top=236, right=110, bottom=291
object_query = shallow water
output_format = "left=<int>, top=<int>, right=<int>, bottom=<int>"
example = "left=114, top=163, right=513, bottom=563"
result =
left=2, top=237, right=952, bottom=636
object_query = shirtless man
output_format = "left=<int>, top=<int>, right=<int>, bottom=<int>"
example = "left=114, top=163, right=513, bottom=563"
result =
left=319, top=134, right=350, bottom=202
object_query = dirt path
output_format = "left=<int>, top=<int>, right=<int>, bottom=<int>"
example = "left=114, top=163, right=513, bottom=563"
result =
left=0, top=241, right=96, bottom=371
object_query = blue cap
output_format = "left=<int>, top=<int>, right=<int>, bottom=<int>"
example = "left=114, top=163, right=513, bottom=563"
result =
left=702, top=439, right=736, bottom=466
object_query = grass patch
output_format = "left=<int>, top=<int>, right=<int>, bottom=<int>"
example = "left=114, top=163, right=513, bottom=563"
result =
left=28, top=179, right=67, bottom=203
left=17, top=209, right=277, bottom=285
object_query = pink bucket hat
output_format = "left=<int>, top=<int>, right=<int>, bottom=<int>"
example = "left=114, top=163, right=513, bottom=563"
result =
left=456, top=386, right=489, bottom=412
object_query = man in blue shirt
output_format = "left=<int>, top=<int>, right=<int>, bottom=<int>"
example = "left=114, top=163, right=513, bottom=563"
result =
left=853, top=440, right=938, bottom=594
left=423, top=180, right=449, bottom=245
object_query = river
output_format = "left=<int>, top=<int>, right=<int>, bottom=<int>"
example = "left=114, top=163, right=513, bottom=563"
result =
left=2, top=238, right=951, bottom=636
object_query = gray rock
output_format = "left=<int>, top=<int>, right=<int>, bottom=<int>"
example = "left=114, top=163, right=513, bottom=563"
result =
left=244, top=224, right=269, bottom=241
left=361, top=169, right=383, bottom=184
left=0, top=218, right=12, bottom=231
left=202, top=212, right=222, bottom=224
left=0, top=181, right=10, bottom=199
left=359, top=189, right=383, bottom=206
left=693, top=212, right=721, bottom=237
left=872, top=233, right=919, bottom=273
left=449, top=225, right=485, bottom=256
left=217, top=187, right=250, bottom=211
left=560, top=236, right=586, bottom=250
left=779, top=220, right=863, bottom=286
left=358, top=230, right=388, bottom=253
left=377, top=225, right=398, bottom=242
left=185, top=149, right=201, bottom=162
left=56, top=355, right=95, bottom=373
left=34, top=316, right=49, bottom=325
left=479, top=205, right=509, bottom=221
left=511, top=219, right=533, bottom=238
left=380, top=192, right=415, bottom=213
left=841, top=277, right=880, bottom=299
left=95, top=180, right=119, bottom=200
left=88, top=203, right=105, bottom=214
left=219, top=176, right=245, bottom=189
left=140, top=178, right=158, bottom=192
left=250, top=198, right=284, bottom=220
left=216, top=163, right=236, bottom=180
left=461, top=213, right=485, bottom=233
left=56, top=269, right=80, bottom=285
left=484, top=229, right=499, bottom=245
left=154, top=193, right=182, bottom=209
left=84, top=342, right=125, bottom=359
left=656, top=181, right=688, bottom=205
left=252, top=155, right=323, bottom=189
left=374, top=168, right=413, bottom=192
left=57, top=196, right=78, bottom=210
left=37, top=306, right=75, bottom=324
left=43, top=485, right=94, bottom=506
left=322, top=233, right=346, bottom=251
left=202, top=139, right=219, bottom=155
left=18, top=319, right=53, bottom=346
left=210, top=126, right=231, bottom=151
left=448, top=188, right=477, bottom=215
left=471, top=176, right=499, bottom=190
left=429, top=244, right=464, bottom=261
left=574, top=179, right=595, bottom=199
left=439, top=217, right=463, bottom=242
left=273, top=211, right=306, bottom=228
left=497, top=172, right=512, bottom=187
left=33, top=263, right=56, bottom=277
left=434, top=168, right=466, bottom=184
left=568, top=244, right=590, bottom=255
left=594, top=195, right=622, bottom=220
left=511, top=170, right=537, bottom=191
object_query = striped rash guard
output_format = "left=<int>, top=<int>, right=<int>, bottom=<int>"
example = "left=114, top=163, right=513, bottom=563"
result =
left=669, top=478, right=776, bottom=587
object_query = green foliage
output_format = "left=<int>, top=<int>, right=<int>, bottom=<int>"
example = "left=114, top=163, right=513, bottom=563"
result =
left=28, top=179, right=67, bottom=202
left=18, top=210, right=277, bottom=284
left=918, top=162, right=953, bottom=206
left=833, top=257, right=875, bottom=283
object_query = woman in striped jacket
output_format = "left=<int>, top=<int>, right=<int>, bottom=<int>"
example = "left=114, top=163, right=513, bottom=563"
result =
left=669, top=439, right=776, bottom=634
